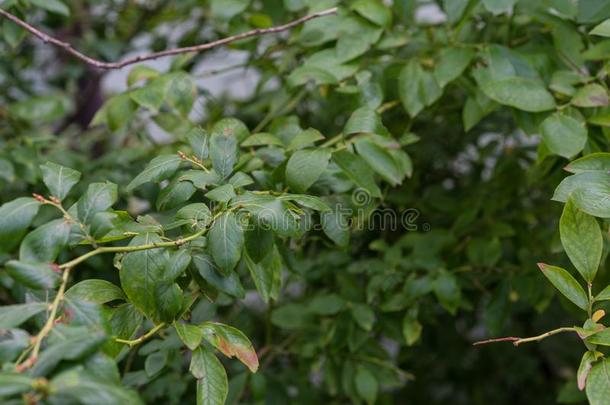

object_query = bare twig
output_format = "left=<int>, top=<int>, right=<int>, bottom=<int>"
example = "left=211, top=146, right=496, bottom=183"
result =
left=0, top=7, right=338, bottom=70
left=473, top=327, right=577, bottom=347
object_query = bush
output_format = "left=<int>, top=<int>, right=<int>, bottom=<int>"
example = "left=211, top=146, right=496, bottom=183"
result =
left=1, top=1, right=610, bottom=404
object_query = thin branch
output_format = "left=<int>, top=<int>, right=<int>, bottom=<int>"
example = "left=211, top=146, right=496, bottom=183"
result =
left=473, top=327, right=577, bottom=347
left=0, top=7, right=338, bottom=70
left=115, top=322, right=166, bottom=347
left=16, top=267, right=72, bottom=371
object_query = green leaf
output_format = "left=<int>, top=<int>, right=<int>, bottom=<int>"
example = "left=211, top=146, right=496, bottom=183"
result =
left=586, top=328, right=610, bottom=345
left=578, top=351, right=600, bottom=390
left=29, top=0, right=70, bottom=16
left=354, top=366, right=378, bottom=405
left=343, top=107, right=388, bottom=136
left=66, top=279, right=125, bottom=304
left=166, top=72, right=195, bottom=116
left=245, top=248, right=281, bottom=303
left=205, top=184, right=236, bottom=203
left=278, top=194, right=331, bottom=212
left=119, top=233, right=168, bottom=320
left=129, top=76, right=168, bottom=112
left=5, top=260, right=60, bottom=290
left=399, top=60, right=442, bottom=117
left=210, top=0, right=250, bottom=20
left=586, top=358, right=610, bottom=405
left=208, top=212, right=244, bottom=274
left=9, top=95, right=68, bottom=123
left=187, top=127, right=210, bottom=161
left=241, top=132, right=284, bottom=147
left=482, top=0, right=516, bottom=14
left=271, top=303, right=312, bottom=330
left=537, top=263, right=588, bottom=310
left=595, top=284, right=610, bottom=301
left=176, top=203, right=212, bottom=230
left=309, top=294, right=345, bottom=315
left=434, top=47, right=475, bottom=88
left=321, top=208, right=350, bottom=247
left=285, top=149, right=331, bottom=193
left=591, top=19, right=610, bottom=36
left=127, top=65, right=159, bottom=87
left=244, top=224, right=274, bottom=263
left=287, top=128, right=324, bottom=150
left=212, top=118, right=250, bottom=142
left=433, top=271, right=461, bottom=315
left=191, top=347, right=228, bottom=405
left=32, top=329, right=107, bottom=377
left=572, top=84, right=609, bottom=107
left=560, top=198, right=602, bottom=282
left=332, top=150, right=381, bottom=198
left=19, top=219, right=71, bottom=262
left=154, top=281, right=182, bottom=323
left=351, top=303, right=375, bottom=331
left=355, top=139, right=403, bottom=186
left=145, top=350, right=168, bottom=376
left=104, top=304, right=143, bottom=357
left=210, top=129, right=238, bottom=179
left=200, top=322, right=259, bottom=372
left=0, top=373, right=33, bottom=397
left=565, top=153, right=610, bottom=173
left=105, top=94, right=136, bottom=130
left=40, top=162, right=81, bottom=201
left=126, top=155, right=182, bottom=191
left=192, top=253, right=245, bottom=299
left=175, top=322, right=204, bottom=350
left=0, top=302, right=48, bottom=329
left=539, top=113, right=587, bottom=158
left=352, top=0, right=392, bottom=27
left=402, top=312, right=423, bottom=346
left=51, top=369, right=143, bottom=405
left=480, top=77, right=556, bottom=112
left=157, top=178, right=196, bottom=211
left=0, top=197, right=41, bottom=252
left=77, top=182, right=118, bottom=224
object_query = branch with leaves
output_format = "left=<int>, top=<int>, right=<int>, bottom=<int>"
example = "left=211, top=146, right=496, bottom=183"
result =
left=0, top=7, right=337, bottom=70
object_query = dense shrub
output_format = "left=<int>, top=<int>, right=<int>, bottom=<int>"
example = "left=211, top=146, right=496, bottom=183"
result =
left=2, top=1, right=610, bottom=404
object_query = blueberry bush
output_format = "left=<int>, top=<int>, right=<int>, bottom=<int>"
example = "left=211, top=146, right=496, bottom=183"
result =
left=2, top=1, right=610, bottom=404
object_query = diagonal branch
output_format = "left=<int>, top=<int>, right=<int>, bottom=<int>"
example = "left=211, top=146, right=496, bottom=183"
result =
left=0, top=7, right=338, bottom=70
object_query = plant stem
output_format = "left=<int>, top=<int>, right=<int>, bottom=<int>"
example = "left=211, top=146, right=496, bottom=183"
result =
left=473, top=327, right=577, bottom=347
left=18, top=267, right=72, bottom=369
left=59, top=225, right=209, bottom=269
left=115, top=323, right=166, bottom=347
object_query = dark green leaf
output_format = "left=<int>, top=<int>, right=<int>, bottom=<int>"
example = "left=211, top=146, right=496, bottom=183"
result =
left=6, top=260, right=60, bottom=290
left=127, top=155, right=182, bottom=191
left=0, top=197, right=41, bottom=252
left=119, top=233, right=168, bottom=320
left=19, top=219, right=71, bottom=262
left=285, top=149, right=331, bottom=193
left=0, top=302, right=48, bottom=329
left=191, top=347, right=228, bottom=405
left=560, top=198, right=602, bottom=282
left=332, top=150, right=381, bottom=198
left=208, top=212, right=244, bottom=274
left=77, top=182, right=118, bottom=224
